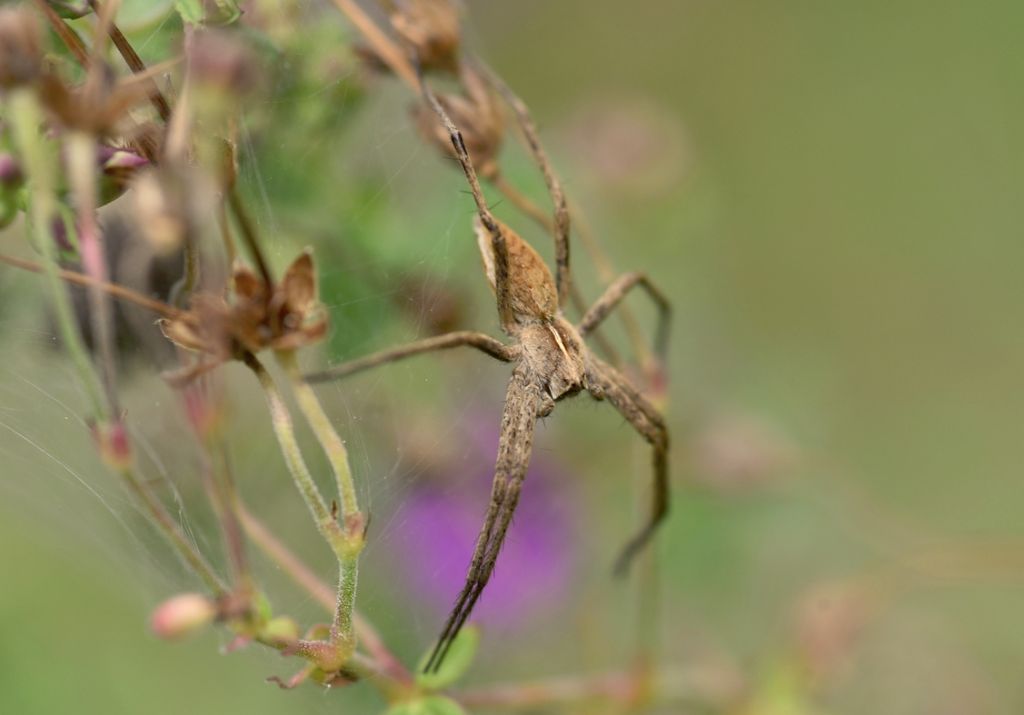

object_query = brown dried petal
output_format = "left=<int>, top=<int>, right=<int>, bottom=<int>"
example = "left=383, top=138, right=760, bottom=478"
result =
left=280, top=249, right=317, bottom=316
left=39, top=68, right=150, bottom=136
left=269, top=318, right=327, bottom=352
left=159, top=317, right=209, bottom=353
left=232, top=262, right=266, bottom=303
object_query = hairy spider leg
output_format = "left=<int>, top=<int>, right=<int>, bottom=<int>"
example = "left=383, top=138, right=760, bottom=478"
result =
left=585, top=356, right=669, bottom=576
left=579, top=271, right=672, bottom=365
left=473, top=60, right=571, bottom=308
left=423, top=366, right=542, bottom=672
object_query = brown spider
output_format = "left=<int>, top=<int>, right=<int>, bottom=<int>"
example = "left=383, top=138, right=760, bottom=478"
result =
left=306, top=65, right=671, bottom=672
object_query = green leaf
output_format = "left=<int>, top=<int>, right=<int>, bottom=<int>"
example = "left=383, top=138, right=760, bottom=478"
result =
left=414, top=626, right=480, bottom=691
left=173, top=0, right=203, bottom=25
left=174, top=0, right=240, bottom=26
left=384, top=695, right=468, bottom=715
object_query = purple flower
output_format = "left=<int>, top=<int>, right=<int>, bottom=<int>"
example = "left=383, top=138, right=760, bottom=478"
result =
left=383, top=412, right=579, bottom=628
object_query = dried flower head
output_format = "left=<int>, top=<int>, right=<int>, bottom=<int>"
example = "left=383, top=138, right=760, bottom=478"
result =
left=413, top=67, right=503, bottom=179
left=0, top=6, right=43, bottom=89
left=160, top=251, right=327, bottom=383
left=388, top=0, right=461, bottom=72
left=39, top=63, right=153, bottom=137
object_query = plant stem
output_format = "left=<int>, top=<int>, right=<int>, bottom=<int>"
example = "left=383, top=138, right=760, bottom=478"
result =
left=88, top=0, right=173, bottom=122
left=244, top=352, right=360, bottom=661
left=66, top=129, right=120, bottom=416
left=7, top=91, right=108, bottom=420
left=276, top=350, right=360, bottom=521
left=244, top=353, right=338, bottom=547
left=119, top=464, right=226, bottom=593
left=0, top=252, right=187, bottom=319
left=277, top=349, right=366, bottom=656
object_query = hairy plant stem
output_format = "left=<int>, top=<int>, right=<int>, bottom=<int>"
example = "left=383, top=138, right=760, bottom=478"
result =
left=277, top=350, right=360, bottom=520
left=234, top=499, right=411, bottom=685
left=278, top=349, right=365, bottom=661
left=244, top=352, right=360, bottom=664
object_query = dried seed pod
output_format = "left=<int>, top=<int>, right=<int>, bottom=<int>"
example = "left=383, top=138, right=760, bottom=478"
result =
left=413, top=66, right=503, bottom=179
left=0, top=6, right=43, bottom=89
left=388, top=0, right=461, bottom=72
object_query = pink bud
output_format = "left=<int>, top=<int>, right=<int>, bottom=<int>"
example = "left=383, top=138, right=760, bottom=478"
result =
left=102, top=149, right=149, bottom=172
left=150, top=593, right=217, bottom=640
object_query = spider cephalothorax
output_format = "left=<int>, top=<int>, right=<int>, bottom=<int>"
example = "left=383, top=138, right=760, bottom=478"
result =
left=476, top=215, right=588, bottom=403
left=307, top=66, right=671, bottom=673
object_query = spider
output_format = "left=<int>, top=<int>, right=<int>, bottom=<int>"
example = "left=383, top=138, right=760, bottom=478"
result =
left=306, top=64, right=671, bottom=672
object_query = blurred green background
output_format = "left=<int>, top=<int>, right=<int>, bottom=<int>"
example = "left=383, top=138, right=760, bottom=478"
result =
left=2, top=0, right=1023, bottom=713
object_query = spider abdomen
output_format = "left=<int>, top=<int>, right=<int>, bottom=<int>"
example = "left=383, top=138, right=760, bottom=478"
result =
left=475, top=216, right=558, bottom=327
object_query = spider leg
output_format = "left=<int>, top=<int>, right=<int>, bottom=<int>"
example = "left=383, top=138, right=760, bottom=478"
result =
left=417, top=68, right=516, bottom=327
left=579, top=272, right=672, bottom=365
left=586, top=356, right=670, bottom=576
left=472, top=61, right=571, bottom=308
left=423, top=367, right=543, bottom=672
left=302, top=331, right=517, bottom=383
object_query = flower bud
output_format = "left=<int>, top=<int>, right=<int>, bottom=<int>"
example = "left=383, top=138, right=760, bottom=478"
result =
left=260, top=616, right=300, bottom=645
left=389, top=0, right=461, bottom=72
left=190, top=30, right=258, bottom=98
left=0, top=153, right=23, bottom=188
left=0, top=6, right=43, bottom=89
left=150, top=593, right=218, bottom=640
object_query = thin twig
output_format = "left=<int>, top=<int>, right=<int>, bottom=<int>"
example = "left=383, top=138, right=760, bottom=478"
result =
left=88, top=0, right=173, bottom=122
left=329, top=0, right=418, bottom=89
left=31, top=0, right=90, bottom=68
left=0, top=252, right=187, bottom=320
left=228, top=187, right=273, bottom=289
left=119, top=463, right=227, bottom=593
